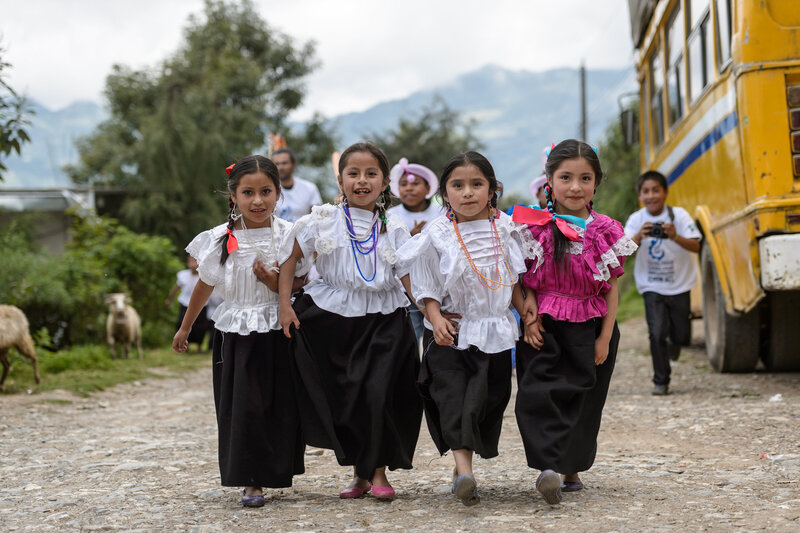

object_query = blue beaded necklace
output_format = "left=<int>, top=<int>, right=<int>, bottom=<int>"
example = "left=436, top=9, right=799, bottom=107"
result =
left=342, top=199, right=379, bottom=282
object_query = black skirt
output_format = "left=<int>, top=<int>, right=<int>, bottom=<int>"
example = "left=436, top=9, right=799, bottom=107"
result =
left=418, top=329, right=512, bottom=459
left=290, top=294, right=422, bottom=481
left=514, top=316, right=619, bottom=474
left=212, top=329, right=304, bottom=488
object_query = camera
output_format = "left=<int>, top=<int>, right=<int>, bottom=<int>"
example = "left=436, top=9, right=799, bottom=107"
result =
left=648, top=222, right=667, bottom=239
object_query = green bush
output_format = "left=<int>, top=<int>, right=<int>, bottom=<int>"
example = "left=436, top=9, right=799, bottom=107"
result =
left=39, top=345, right=112, bottom=374
left=0, top=213, right=182, bottom=348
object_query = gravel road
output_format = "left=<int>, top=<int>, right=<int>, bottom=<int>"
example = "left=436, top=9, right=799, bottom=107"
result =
left=2, top=317, right=799, bottom=532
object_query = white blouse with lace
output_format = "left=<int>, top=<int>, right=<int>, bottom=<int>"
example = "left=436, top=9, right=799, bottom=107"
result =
left=186, top=217, right=307, bottom=334
left=395, top=211, right=536, bottom=354
left=278, top=204, right=412, bottom=317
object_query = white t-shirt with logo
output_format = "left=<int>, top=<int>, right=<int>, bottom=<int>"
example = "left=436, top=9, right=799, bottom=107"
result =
left=387, top=202, right=445, bottom=234
left=275, top=176, right=322, bottom=223
left=624, top=206, right=702, bottom=295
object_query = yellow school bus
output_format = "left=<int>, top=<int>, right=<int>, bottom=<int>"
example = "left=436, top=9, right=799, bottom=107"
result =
left=628, top=0, right=800, bottom=371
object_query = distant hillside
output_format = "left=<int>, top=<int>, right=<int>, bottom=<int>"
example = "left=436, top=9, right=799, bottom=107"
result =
left=1, top=64, right=635, bottom=195
left=1, top=100, right=106, bottom=188
left=331, top=64, right=635, bottom=195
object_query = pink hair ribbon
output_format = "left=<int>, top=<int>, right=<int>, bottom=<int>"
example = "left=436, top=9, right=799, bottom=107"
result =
left=512, top=205, right=586, bottom=242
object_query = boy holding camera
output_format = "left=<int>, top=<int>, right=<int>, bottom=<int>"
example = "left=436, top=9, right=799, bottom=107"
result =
left=624, top=171, right=701, bottom=395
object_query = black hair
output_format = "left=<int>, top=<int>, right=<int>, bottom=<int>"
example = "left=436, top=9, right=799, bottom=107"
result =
left=438, top=151, right=503, bottom=216
left=272, top=148, right=296, bottom=165
left=218, top=155, right=281, bottom=264
left=636, top=170, right=668, bottom=193
left=338, top=142, right=392, bottom=233
left=544, top=139, right=604, bottom=266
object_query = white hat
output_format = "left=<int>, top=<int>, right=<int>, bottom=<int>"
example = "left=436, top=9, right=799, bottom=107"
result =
left=529, top=174, right=547, bottom=199
left=389, top=158, right=438, bottom=199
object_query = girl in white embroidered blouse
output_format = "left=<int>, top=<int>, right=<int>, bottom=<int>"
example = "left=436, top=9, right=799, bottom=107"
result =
left=172, top=155, right=307, bottom=508
left=395, top=151, right=538, bottom=506
left=277, top=142, right=423, bottom=501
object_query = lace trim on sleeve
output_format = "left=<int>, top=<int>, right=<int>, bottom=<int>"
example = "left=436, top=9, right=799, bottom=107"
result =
left=612, top=235, right=638, bottom=257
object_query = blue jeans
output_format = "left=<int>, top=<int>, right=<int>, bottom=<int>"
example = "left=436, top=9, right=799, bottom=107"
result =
left=643, top=291, right=691, bottom=386
left=407, top=304, right=424, bottom=342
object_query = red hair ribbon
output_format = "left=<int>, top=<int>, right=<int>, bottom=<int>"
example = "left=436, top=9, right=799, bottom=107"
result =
left=512, top=205, right=584, bottom=242
left=226, top=163, right=235, bottom=176
left=226, top=228, right=239, bottom=253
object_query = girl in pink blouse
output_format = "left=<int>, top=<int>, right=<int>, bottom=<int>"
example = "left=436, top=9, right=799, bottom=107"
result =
left=512, top=139, right=637, bottom=505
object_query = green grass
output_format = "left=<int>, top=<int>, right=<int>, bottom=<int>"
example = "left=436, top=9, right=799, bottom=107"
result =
left=1, top=345, right=210, bottom=397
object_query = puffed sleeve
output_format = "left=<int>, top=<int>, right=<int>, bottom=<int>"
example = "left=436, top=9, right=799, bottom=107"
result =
left=274, top=217, right=311, bottom=277
left=186, top=226, right=226, bottom=287
left=498, top=212, right=543, bottom=276
left=385, top=215, right=412, bottom=278
left=588, top=215, right=638, bottom=281
left=395, top=232, right=446, bottom=306
left=278, top=211, right=316, bottom=266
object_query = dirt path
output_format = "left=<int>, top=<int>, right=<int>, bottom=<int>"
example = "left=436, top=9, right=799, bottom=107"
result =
left=2, top=318, right=799, bottom=532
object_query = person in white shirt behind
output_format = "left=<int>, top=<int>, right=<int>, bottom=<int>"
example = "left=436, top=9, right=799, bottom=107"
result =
left=273, top=148, right=323, bottom=223
left=387, top=158, right=445, bottom=341
left=624, top=171, right=701, bottom=396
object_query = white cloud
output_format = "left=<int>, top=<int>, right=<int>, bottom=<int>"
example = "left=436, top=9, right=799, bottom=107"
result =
left=0, top=0, right=633, bottom=117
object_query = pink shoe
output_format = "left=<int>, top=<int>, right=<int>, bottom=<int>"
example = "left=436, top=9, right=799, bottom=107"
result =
left=339, top=482, right=371, bottom=499
left=371, top=485, right=395, bottom=500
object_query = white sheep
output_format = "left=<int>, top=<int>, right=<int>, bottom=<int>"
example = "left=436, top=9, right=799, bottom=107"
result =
left=0, top=305, right=42, bottom=391
left=105, top=293, right=143, bottom=359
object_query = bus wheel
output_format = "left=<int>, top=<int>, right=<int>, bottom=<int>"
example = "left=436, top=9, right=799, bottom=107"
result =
left=700, top=244, right=760, bottom=372
left=762, top=291, right=800, bottom=371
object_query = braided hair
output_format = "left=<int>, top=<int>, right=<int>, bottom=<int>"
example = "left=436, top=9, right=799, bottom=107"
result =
left=439, top=151, right=503, bottom=218
left=218, top=155, right=281, bottom=265
left=544, top=139, right=604, bottom=266
left=338, top=142, right=393, bottom=233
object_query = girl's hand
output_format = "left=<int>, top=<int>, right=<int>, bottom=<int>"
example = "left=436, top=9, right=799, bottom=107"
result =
left=523, top=318, right=545, bottom=349
left=521, top=296, right=539, bottom=327
left=172, top=329, right=189, bottom=353
left=594, top=335, right=610, bottom=365
left=410, top=220, right=427, bottom=235
left=280, top=307, right=300, bottom=338
left=254, top=260, right=280, bottom=292
left=431, top=314, right=456, bottom=346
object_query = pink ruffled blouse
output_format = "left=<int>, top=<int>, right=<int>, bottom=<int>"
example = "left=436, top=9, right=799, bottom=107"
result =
left=521, top=211, right=638, bottom=323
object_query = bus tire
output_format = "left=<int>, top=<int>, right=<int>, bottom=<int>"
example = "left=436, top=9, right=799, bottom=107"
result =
left=700, top=243, right=760, bottom=372
left=762, top=291, right=800, bottom=371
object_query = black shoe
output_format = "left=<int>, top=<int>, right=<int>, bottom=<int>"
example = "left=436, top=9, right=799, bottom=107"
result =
left=652, top=384, right=669, bottom=396
left=668, top=342, right=681, bottom=361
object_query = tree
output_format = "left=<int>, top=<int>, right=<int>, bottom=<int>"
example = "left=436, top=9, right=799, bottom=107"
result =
left=66, top=0, right=328, bottom=247
left=593, top=115, right=640, bottom=224
left=0, top=44, right=33, bottom=181
left=370, top=96, right=485, bottom=178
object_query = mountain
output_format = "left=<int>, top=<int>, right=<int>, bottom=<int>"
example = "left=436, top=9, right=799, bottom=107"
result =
left=1, top=100, right=106, bottom=188
left=1, top=64, right=635, bottom=195
left=331, top=64, right=635, bottom=195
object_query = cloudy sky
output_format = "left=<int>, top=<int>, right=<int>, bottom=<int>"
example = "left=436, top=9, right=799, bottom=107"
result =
left=1, top=0, right=634, bottom=120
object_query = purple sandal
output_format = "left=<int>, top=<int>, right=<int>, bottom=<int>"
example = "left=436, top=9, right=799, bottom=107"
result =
left=241, top=488, right=265, bottom=507
left=561, top=480, right=584, bottom=492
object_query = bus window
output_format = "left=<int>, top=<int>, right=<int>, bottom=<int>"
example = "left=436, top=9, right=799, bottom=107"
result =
left=667, top=4, right=685, bottom=127
left=715, top=0, right=732, bottom=69
left=650, top=44, right=665, bottom=147
left=688, top=1, right=712, bottom=103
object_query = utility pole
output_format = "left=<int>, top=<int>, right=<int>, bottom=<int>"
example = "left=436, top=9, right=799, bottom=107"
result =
left=579, top=62, right=587, bottom=142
